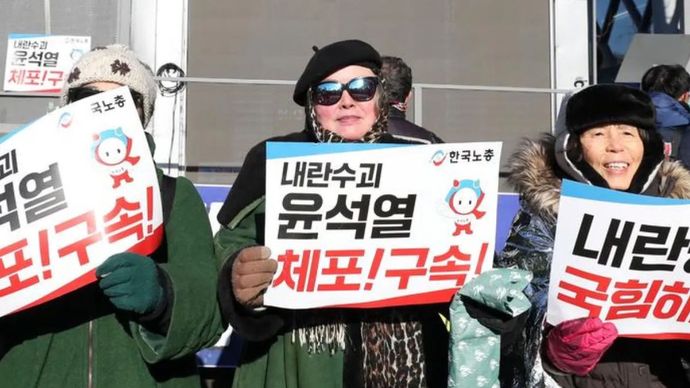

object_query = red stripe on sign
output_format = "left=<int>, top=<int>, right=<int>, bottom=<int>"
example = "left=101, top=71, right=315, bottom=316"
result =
left=127, top=224, right=164, bottom=256
left=9, top=269, right=97, bottom=316
left=147, top=185, right=153, bottom=222
left=475, top=242, right=489, bottom=275
left=7, top=225, right=166, bottom=317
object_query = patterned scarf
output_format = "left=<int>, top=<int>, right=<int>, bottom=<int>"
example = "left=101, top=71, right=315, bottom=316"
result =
left=294, top=86, right=427, bottom=386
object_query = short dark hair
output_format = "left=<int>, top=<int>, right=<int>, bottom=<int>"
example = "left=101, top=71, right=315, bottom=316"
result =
left=567, top=126, right=652, bottom=164
left=380, top=56, right=412, bottom=103
left=641, top=64, right=690, bottom=99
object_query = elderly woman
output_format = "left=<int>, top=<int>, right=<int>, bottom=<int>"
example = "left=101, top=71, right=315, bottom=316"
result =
left=214, top=39, right=448, bottom=388
left=0, top=45, right=222, bottom=387
left=496, top=84, right=690, bottom=388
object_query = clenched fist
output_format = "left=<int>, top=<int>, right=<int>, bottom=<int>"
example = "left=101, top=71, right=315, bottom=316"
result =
left=232, top=246, right=277, bottom=308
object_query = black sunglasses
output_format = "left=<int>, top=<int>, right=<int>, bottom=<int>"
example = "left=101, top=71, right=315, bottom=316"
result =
left=311, top=76, right=379, bottom=106
left=67, top=87, right=144, bottom=108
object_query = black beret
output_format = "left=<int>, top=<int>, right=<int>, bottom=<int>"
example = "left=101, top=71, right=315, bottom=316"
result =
left=293, top=39, right=382, bottom=106
left=566, top=83, right=656, bottom=135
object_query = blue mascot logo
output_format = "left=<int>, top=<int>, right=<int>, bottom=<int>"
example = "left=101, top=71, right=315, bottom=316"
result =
left=445, top=179, right=486, bottom=236
left=92, top=127, right=140, bottom=188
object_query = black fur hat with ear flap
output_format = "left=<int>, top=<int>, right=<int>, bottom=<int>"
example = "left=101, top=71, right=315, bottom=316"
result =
left=557, top=83, right=665, bottom=194
left=566, top=83, right=656, bottom=135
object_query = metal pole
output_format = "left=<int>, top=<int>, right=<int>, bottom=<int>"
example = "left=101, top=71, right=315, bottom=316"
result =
left=44, top=0, right=51, bottom=35
left=589, top=0, right=597, bottom=85
left=413, top=85, right=423, bottom=126
left=549, top=0, right=556, bottom=132
left=0, top=77, right=576, bottom=98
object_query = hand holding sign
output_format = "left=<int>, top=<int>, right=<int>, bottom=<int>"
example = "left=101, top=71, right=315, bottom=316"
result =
left=96, top=252, right=164, bottom=315
left=0, top=86, right=163, bottom=318
left=232, top=246, right=277, bottom=308
left=545, top=317, right=617, bottom=376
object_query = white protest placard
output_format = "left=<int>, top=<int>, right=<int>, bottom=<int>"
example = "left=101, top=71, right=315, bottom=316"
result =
left=0, top=86, right=162, bottom=317
left=548, top=179, right=690, bottom=339
left=263, top=142, right=501, bottom=309
left=4, top=34, right=90, bottom=92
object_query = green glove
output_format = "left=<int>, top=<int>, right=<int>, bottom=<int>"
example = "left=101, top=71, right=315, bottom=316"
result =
left=96, top=252, right=164, bottom=316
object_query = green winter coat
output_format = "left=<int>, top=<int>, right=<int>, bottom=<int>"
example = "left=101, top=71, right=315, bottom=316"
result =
left=215, top=131, right=449, bottom=388
left=0, top=172, right=223, bottom=388
left=216, top=198, right=348, bottom=388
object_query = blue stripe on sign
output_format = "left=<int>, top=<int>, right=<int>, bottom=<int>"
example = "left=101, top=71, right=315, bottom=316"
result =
left=266, top=141, right=411, bottom=159
left=0, top=123, right=30, bottom=144
left=562, top=179, right=690, bottom=205
left=9, top=33, right=46, bottom=39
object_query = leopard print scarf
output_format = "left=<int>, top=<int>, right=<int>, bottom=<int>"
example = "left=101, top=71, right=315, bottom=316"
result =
left=290, top=314, right=427, bottom=387
left=361, top=319, right=426, bottom=387
left=294, top=79, right=427, bottom=387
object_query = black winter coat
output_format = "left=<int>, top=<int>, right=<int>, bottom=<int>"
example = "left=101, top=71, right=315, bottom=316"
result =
left=496, top=133, right=690, bottom=388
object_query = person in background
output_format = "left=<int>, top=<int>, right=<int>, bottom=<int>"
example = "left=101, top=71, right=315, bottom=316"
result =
left=214, top=39, right=449, bottom=388
left=641, top=64, right=690, bottom=167
left=0, top=44, right=222, bottom=387
left=380, top=55, right=443, bottom=144
left=496, top=84, right=690, bottom=387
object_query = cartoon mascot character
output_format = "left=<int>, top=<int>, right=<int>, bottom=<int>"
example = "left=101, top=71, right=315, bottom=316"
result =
left=445, top=179, right=486, bottom=235
left=92, top=127, right=140, bottom=188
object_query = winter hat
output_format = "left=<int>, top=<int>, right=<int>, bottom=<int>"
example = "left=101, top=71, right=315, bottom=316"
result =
left=566, top=83, right=656, bottom=135
left=557, top=83, right=664, bottom=194
left=293, top=39, right=382, bottom=106
left=60, top=44, right=158, bottom=128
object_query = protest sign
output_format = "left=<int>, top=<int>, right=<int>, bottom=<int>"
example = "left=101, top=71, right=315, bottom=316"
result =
left=0, top=86, right=162, bottom=317
left=4, top=34, right=90, bottom=92
left=263, top=142, right=501, bottom=309
left=548, top=179, right=690, bottom=339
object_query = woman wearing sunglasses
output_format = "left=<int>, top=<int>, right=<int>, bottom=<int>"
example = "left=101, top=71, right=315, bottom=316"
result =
left=0, top=45, right=222, bottom=388
left=215, top=39, right=449, bottom=387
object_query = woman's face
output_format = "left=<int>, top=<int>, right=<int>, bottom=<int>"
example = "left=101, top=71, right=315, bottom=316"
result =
left=313, top=65, right=379, bottom=140
left=580, top=124, right=644, bottom=190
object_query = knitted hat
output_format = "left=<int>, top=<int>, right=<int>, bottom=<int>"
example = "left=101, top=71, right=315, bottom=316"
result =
left=293, top=39, right=382, bottom=106
left=60, top=44, right=158, bottom=128
left=566, top=83, right=655, bottom=135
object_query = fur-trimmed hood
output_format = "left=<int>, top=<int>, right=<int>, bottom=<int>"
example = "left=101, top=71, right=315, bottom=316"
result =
left=506, top=133, right=690, bottom=221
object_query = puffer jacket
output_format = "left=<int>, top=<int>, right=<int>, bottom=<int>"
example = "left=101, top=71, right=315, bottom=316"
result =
left=495, top=133, right=690, bottom=388
left=448, top=268, right=532, bottom=388
left=650, top=91, right=690, bottom=167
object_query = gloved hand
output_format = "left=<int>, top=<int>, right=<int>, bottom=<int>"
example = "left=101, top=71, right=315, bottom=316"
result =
left=96, top=252, right=164, bottom=316
left=545, top=317, right=617, bottom=376
left=232, top=246, right=277, bottom=308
